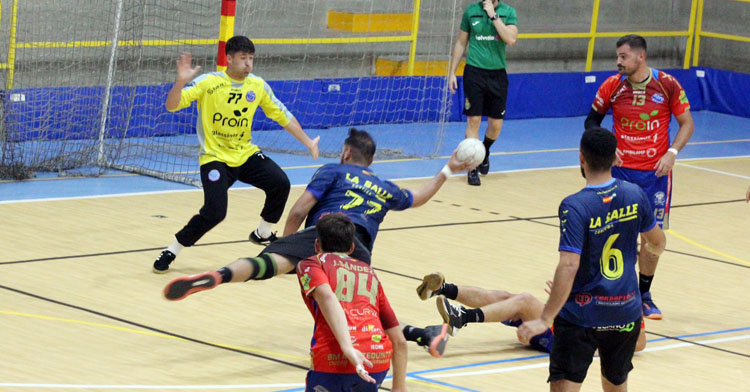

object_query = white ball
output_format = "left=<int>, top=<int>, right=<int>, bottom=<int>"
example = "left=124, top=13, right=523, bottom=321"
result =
left=455, top=138, right=486, bottom=165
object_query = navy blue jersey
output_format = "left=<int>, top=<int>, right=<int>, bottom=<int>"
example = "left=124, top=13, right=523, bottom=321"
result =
left=558, top=178, right=656, bottom=327
left=305, top=163, right=414, bottom=250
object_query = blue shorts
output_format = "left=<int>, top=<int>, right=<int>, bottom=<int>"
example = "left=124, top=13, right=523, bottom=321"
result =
left=612, top=166, right=672, bottom=229
left=306, top=370, right=389, bottom=392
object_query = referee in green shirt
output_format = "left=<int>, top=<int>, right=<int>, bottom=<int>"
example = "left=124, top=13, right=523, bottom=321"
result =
left=448, top=0, right=518, bottom=186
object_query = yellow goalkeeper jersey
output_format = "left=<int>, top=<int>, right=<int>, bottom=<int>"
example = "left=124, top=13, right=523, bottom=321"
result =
left=171, top=71, right=293, bottom=167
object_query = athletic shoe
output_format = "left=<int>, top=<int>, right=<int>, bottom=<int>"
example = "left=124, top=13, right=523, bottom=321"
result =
left=153, top=250, right=176, bottom=274
left=163, top=271, right=222, bottom=301
left=642, top=292, right=663, bottom=320
left=436, top=296, right=466, bottom=336
left=478, top=154, right=490, bottom=175
left=416, top=324, right=450, bottom=358
left=416, top=272, right=445, bottom=301
left=467, top=169, right=481, bottom=186
left=249, top=229, right=278, bottom=246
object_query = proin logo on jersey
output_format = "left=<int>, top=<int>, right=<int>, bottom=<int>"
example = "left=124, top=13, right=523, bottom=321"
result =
left=212, top=107, right=250, bottom=129
left=620, top=110, right=660, bottom=132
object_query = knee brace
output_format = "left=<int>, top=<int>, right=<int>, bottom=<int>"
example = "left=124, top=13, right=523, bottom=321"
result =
left=245, top=253, right=277, bottom=281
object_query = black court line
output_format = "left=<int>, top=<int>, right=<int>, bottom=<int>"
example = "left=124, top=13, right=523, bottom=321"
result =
left=670, top=199, right=746, bottom=209
left=1, top=198, right=745, bottom=266
left=517, top=217, right=750, bottom=269
left=373, top=267, right=422, bottom=282
left=646, top=331, right=750, bottom=358
left=0, top=284, right=309, bottom=371
left=663, top=248, right=750, bottom=269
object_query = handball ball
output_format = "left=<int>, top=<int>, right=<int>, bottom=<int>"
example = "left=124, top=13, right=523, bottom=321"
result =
left=456, top=138, right=486, bottom=165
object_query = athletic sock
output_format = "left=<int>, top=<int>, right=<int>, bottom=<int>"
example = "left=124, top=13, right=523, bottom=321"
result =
left=166, top=240, right=184, bottom=256
left=483, top=136, right=496, bottom=158
left=639, top=273, right=654, bottom=295
left=463, top=308, right=485, bottom=324
left=256, top=219, right=274, bottom=238
left=402, top=325, right=426, bottom=344
left=441, top=283, right=459, bottom=300
left=218, top=267, right=233, bottom=283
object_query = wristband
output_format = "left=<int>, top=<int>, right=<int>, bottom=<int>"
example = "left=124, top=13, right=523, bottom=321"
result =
left=667, top=148, right=679, bottom=156
left=440, top=165, right=453, bottom=178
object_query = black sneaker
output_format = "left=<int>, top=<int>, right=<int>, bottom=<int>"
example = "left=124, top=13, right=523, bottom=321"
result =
left=416, top=272, right=445, bottom=301
left=467, top=169, right=481, bottom=186
left=153, top=250, right=176, bottom=274
left=417, top=324, right=450, bottom=358
left=249, top=229, right=278, bottom=246
left=436, top=296, right=466, bottom=336
left=163, top=271, right=222, bottom=301
left=478, top=154, right=490, bottom=175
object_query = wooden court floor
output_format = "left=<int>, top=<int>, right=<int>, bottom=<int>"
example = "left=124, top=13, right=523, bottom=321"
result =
left=1, top=157, right=748, bottom=392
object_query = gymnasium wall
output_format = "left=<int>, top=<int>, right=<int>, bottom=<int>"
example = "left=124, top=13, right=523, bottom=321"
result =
left=0, top=0, right=748, bottom=90
left=5, top=67, right=749, bottom=143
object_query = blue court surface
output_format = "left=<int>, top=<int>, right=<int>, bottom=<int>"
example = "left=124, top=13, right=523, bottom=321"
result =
left=1, top=111, right=748, bottom=203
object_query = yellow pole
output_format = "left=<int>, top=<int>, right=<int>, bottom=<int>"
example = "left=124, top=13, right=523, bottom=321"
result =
left=585, top=0, right=601, bottom=72
left=407, top=0, right=422, bottom=76
left=6, top=0, right=19, bottom=89
left=683, top=0, right=699, bottom=68
left=692, top=0, right=704, bottom=67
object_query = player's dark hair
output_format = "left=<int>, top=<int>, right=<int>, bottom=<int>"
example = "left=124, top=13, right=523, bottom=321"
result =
left=581, top=127, right=617, bottom=172
left=344, top=128, right=376, bottom=165
left=226, top=36, right=255, bottom=55
left=316, top=214, right=355, bottom=253
left=616, top=34, right=647, bottom=52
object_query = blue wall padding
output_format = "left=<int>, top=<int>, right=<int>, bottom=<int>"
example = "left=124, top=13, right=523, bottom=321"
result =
left=3, top=67, right=746, bottom=142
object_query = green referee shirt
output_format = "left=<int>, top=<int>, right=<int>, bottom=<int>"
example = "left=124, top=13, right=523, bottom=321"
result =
left=460, top=1, right=518, bottom=70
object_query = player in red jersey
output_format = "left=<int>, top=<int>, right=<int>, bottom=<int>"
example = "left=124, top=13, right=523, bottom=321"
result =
left=296, top=214, right=407, bottom=391
left=585, top=35, right=695, bottom=320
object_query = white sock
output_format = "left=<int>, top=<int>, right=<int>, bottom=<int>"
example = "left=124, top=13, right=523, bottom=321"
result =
left=166, top=240, right=184, bottom=256
left=256, top=220, right=274, bottom=238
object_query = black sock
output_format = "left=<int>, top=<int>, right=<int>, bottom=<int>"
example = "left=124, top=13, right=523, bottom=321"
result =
left=483, top=136, right=496, bottom=159
left=218, top=267, right=233, bottom=283
left=402, top=325, right=425, bottom=344
left=639, top=273, right=654, bottom=295
left=462, top=308, right=485, bottom=325
left=441, top=283, right=459, bottom=300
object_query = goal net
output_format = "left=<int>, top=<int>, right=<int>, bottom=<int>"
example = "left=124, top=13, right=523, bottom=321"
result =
left=0, top=0, right=460, bottom=186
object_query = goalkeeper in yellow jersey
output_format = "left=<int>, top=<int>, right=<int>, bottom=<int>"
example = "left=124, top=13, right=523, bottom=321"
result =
left=153, top=36, right=320, bottom=273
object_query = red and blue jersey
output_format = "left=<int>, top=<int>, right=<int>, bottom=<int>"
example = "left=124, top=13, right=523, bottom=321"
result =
left=591, top=68, right=690, bottom=171
left=305, top=164, right=414, bottom=250
left=558, top=179, right=656, bottom=327
left=297, top=253, right=399, bottom=374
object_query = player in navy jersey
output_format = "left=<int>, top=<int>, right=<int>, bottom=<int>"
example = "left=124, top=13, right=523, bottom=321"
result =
left=518, top=127, right=665, bottom=391
left=162, top=128, right=475, bottom=301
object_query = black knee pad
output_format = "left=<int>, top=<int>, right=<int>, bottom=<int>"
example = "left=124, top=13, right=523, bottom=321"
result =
left=245, top=254, right=277, bottom=281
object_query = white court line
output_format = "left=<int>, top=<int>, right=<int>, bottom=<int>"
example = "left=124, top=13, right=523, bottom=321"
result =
left=425, top=334, right=750, bottom=379
left=2, top=154, right=748, bottom=205
left=2, top=334, right=747, bottom=389
left=676, top=162, right=750, bottom=180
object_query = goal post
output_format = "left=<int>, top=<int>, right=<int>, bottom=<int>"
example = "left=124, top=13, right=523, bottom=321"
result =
left=0, top=0, right=459, bottom=184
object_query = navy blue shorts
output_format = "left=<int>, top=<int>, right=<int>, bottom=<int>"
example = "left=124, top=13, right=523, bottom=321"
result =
left=305, top=370, right=389, bottom=392
left=612, top=166, right=672, bottom=229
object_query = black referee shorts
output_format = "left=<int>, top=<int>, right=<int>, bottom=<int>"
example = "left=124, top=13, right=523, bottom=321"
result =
left=548, top=316, right=641, bottom=386
left=462, top=64, right=508, bottom=119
